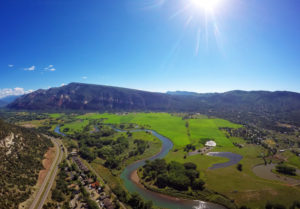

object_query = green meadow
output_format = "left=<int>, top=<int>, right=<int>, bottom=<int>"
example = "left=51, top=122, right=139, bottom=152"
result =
left=189, top=118, right=241, bottom=147
left=76, top=113, right=242, bottom=148
left=61, top=119, right=89, bottom=134
left=48, top=113, right=63, bottom=118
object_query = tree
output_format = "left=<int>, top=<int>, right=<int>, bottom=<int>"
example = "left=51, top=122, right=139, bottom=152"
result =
left=156, top=174, right=168, bottom=188
left=86, top=199, right=100, bottom=209
left=191, top=179, right=205, bottom=190
left=184, top=162, right=197, bottom=170
left=185, top=169, right=199, bottom=183
left=104, top=157, right=120, bottom=169
left=79, top=146, right=95, bottom=161
left=276, top=164, right=296, bottom=176
left=51, top=189, right=65, bottom=202
left=237, top=163, right=243, bottom=172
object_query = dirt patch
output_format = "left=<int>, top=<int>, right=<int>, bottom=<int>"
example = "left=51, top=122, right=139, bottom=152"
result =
left=277, top=122, right=293, bottom=128
left=38, top=146, right=56, bottom=185
left=19, top=123, right=37, bottom=128
left=130, top=170, right=139, bottom=184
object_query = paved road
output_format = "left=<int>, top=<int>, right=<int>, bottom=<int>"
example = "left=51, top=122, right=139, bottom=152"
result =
left=29, top=136, right=63, bottom=209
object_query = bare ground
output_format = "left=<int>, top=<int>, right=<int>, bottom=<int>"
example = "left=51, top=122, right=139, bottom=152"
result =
left=18, top=146, right=56, bottom=209
left=38, top=147, right=56, bottom=185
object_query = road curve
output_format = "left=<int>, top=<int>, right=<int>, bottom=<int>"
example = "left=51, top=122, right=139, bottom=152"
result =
left=29, top=136, right=63, bottom=209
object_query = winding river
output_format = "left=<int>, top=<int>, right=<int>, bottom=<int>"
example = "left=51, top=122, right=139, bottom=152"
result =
left=54, top=126, right=66, bottom=136
left=207, top=152, right=243, bottom=170
left=55, top=126, right=226, bottom=209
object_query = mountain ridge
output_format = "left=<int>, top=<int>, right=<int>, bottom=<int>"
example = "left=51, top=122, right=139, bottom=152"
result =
left=7, top=82, right=300, bottom=127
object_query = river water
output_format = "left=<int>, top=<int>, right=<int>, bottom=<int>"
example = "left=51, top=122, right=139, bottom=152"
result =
left=207, top=152, right=243, bottom=170
left=55, top=126, right=226, bottom=209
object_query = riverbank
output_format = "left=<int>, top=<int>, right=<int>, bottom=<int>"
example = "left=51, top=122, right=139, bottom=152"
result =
left=252, top=163, right=300, bottom=185
left=136, top=167, right=236, bottom=209
left=119, top=128, right=232, bottom=209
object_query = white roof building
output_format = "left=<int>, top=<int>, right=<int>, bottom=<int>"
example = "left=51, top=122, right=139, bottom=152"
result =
left=205, top=140, right=216, bottom=147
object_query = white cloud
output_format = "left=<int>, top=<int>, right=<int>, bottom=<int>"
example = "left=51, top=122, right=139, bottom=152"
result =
left=44, top=65, right=56, bottom=72
left=24, top=65, right=35, bottom=71
left=82, top=76, right=87, bottom=80
left=8, top=64, right=14, bottom=68
left=61, top=83, right=65, bottom=87
left=0, top=87, right=34, bottom=99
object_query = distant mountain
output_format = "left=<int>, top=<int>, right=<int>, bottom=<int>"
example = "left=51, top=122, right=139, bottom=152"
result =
left=7, top=83, right=300, bottom=127
left=166, top=91, right=201, bottom=96
left=1, top=95, right=20, bottom=103
left=0, top=95, right=20, bottom=107
left=0, top=119, right=52, bottom=208
left=0, top=100, right=7, bottom=107
left=8, top=83, right=184, bottom=111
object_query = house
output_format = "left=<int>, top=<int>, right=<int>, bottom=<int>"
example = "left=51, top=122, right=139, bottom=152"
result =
left=103, top=198, right=114, bottom=209
left=91, top=181, right=100, bottom=189
left=205, top=140, right=216, bottom=147
left=99, top=192, right=107, bottom=200
left=279, top=149, right=285, bottom=153
left=88, top=178, right=94, bottom=184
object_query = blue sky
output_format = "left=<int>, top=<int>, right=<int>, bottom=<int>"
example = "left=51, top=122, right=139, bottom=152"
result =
left=0, top=0, right=300, bottom=98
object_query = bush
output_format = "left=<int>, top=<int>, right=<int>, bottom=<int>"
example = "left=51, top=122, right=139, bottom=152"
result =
left=191, top=179, right=205, bottom=190
left=237, top=163, right=243, bottom=172
left=183, top=162, right=197, bottom=170
left=276, top=164, right=296, bottom=176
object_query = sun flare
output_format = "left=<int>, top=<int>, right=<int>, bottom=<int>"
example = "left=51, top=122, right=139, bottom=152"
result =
left=190, top=0, right=223, bottom=12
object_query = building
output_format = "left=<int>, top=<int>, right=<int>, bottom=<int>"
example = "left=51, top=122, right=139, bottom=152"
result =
left=205, top=140, right=217, bottom=147
left=103, top=198, right=114, bottom=209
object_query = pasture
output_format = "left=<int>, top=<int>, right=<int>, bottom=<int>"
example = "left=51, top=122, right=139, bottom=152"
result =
left=76, top=113, right=241, bottom=148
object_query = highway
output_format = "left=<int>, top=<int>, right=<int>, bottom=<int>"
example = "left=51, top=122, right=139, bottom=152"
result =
left=29, top=136, right=63, bottom=209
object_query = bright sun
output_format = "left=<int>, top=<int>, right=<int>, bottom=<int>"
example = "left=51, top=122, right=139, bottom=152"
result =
left=190, top=0, right=223, bottom=12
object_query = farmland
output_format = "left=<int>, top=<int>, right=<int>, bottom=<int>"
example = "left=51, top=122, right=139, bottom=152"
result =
left=76, top=113, right=242, bottom=148
left=8, top=112, right=300, bottom=209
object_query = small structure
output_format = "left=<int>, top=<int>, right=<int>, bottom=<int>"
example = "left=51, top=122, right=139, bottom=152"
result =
left=99, top=192, right=107, bottom=200
left=103, top=198, right=114, bottom=209
left=205, top=140, right=216, bottom=147
left=279, top=149, right=285, bottom=153
left=91, top=181, right=100, bottom=189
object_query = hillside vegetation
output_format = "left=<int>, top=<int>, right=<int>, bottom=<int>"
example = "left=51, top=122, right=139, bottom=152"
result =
left=0, top=119, right=52, bottom=209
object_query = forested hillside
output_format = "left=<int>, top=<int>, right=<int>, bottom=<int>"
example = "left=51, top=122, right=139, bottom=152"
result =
left=0, top=119, right=52, bottom=209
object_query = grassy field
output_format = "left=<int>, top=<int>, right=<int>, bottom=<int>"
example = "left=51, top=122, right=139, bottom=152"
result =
left=76, top=113, right=241, bottom=148
left=48, top=113, right=63, bottom=119
left=208, top=146, right=300, bottom=208
left=165, top=142, right=300, bottom=208
left=188, top=118, right=241, bottom=147
left=61, top=119, right=89, bottom=134
left=283, top=151, right=300, bottom=169
left=19, top=112, right=299, bottom=208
